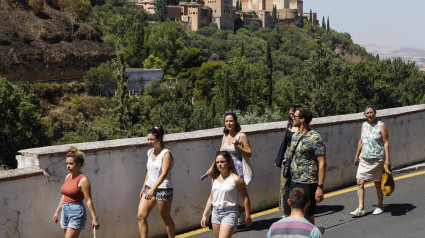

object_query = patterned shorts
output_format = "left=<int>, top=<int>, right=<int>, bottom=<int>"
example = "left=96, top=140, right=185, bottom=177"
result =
left=143, top=185, right=173, bottom=201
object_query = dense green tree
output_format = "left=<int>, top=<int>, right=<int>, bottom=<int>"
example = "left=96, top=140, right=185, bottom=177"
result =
left=125, top=22, right=146, bottom=67
left=155, top=0, right=167, bottom=22
left=84, top=62, right=116, bottom=96
left=300, top=38, right=333, bottom=117
left=146, top=21, right=188, bottom=74
left=158, top=99, right=192, bottom=132
left=0, top=77, right=50, bottom=168
left=193, top=61, right=224, bottom=102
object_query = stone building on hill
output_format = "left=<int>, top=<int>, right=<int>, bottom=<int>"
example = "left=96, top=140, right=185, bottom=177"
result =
left=133, top=0, right=315, bottom=31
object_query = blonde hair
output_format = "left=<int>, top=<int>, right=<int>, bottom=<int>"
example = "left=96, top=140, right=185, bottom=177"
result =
left=66, top=146, right=85, bottom=167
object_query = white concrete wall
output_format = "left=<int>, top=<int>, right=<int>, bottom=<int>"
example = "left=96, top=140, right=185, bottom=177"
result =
left=1, top=104, right=425, bottom=237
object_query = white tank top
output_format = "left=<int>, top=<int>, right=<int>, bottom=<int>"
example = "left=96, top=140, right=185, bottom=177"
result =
left=212, top=174, right=238, bottom=208
left=146, top=148, right=173, bottom=189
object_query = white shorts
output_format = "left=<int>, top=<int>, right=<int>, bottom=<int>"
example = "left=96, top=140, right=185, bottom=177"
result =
left=356, top=157, right=384, bottom=181
left=211, top=206, right=238, bottom=227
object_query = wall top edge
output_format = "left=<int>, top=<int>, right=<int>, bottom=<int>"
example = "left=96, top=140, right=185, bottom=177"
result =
left=18, top=104, right=425, bottom=157
left=0, top=167, right=44, bottom=181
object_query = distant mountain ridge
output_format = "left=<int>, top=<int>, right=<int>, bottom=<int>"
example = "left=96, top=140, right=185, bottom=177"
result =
left=364, top=44, right=425, bottom=69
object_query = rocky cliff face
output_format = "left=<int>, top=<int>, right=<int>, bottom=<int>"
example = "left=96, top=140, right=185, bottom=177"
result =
left=0, top=0, right=115, bottom=81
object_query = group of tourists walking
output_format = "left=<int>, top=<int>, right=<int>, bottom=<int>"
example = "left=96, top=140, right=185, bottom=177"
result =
left=52, top=102, right=391, bottom=238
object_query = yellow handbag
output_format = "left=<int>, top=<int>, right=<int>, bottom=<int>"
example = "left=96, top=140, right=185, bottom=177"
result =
left=381, top=164, right=395, bottom=196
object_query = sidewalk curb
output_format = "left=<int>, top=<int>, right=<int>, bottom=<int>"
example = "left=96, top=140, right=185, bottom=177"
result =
left=393, top=162, right=425, bottom=175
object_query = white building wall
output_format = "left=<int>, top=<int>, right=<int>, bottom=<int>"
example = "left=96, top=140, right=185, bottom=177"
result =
left=1, top=104, right=425, bottom=237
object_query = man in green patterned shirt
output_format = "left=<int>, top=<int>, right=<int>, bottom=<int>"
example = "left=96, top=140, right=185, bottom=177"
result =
left=283, top=107, right=326, bottom=226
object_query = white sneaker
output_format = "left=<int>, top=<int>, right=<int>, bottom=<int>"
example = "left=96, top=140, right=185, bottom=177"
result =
left=350, top=208, right=365, bottom=217
left=373, top=207, right=383, bottom=215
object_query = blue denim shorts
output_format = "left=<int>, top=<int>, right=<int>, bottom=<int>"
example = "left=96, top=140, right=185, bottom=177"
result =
left=211, top=206, right=238, bottom=227
left=61, top=201, right=86, bottom=230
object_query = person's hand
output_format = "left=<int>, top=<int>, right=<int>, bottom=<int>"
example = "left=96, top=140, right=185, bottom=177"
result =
left=354, top=157, right=359, bottom=166
left=92, top=218, right=100, bottom=229
left=275, top=163, right=280, bottom=168
left=53, top=212, right=59, bottom=223
left=315, top=187, right=324, bottom=203
left=144, top=189, right=154, bottom=200
left=139, top=187, right=146, bottom=198
left=206, top=167, right=213, bottom=176
left=245, top=215, right=253, bottom=227
left=385, top=159, right=390, bottom=166
left=231, top=137, right=239, bottom=147
left=200, top=215, right=207, bottom=228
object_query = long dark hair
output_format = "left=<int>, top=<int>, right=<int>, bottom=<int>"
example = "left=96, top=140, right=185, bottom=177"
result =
left=147, top=125, right=165, bottom=147
left=211, top=151, right=237, bottom=179
left=223, top=112, right=241, bottom=135
left=288, top=103, right=301, bottom=128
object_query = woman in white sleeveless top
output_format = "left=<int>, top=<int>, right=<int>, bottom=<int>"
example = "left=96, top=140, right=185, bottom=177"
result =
left=351, top=103, right=391, bottom=217
left=205, top=112, right=252, bottom=226
left=138, top=126, right=175, bottom=238
left=201, top=151, right=252, bottom=237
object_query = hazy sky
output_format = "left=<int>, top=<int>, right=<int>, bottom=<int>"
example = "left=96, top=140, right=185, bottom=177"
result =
left=305, top=0, right=425, bottom=49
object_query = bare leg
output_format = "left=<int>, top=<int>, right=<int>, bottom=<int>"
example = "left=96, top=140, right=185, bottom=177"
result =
left=218, top=224, right=236, bottom=238
left=374, top=181, right=383, bottom=208
left=137, top=196, right=157, bottom=238
left=212, top=224, right=221, bottom=238
left=356, top=179, right=365, bottom=210
left=65, top=228, right=81, bottom=238
left=157, top=200, right=176, bottom=238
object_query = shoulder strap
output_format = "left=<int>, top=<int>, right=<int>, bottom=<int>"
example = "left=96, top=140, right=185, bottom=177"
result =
left=291, top=129, right=311, bottom=159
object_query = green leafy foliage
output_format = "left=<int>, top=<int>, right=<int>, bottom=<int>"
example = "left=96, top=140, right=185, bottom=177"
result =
left=83, top=62, right=116, bottom=96
left=0, top=77, right=50, bottom=168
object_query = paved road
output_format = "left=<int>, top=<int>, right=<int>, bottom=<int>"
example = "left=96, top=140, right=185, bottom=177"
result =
left=179, top=168, right=425, bottom=238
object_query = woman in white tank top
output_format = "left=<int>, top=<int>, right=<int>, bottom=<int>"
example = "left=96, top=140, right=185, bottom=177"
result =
left=137, top=126, right=175, bottom=238
left=201, top=151, right=252, bottom=237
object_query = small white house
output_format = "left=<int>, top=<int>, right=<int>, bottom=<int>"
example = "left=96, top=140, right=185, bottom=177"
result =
left=125, top=68, right=164, bottom=94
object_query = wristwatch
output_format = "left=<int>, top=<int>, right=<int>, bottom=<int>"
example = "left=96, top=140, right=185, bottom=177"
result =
left=318, top=184, right=324, bottom=189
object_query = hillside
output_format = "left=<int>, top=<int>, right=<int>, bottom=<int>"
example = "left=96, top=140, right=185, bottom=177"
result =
left=364, top=45, right=425, bottom=70
left=0, top=0, right=115, bottom=81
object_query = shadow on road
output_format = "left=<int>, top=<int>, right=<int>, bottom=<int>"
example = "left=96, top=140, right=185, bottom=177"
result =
left=235, top=218, right=281, bottom=233
left=384, top=203, right=416, bottom=216
left=315, top=205, right=345, bottom=217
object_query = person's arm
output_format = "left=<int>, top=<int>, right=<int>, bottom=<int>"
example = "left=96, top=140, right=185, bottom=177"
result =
left=275, top=130, right=290, bottom=167
left=52, top=195, right=64, bottom=223
left=80, top=178, right=100, bottom=229
left=381, top=122, right=390, bottom=166
left=354, top=123, right=364, bottom=166
left=145, top=152, right=173, bottom=200
left=234, top=133, right=252, bottom=158
left=315, top=155, right=326, bottom=203
left=200, top=182, right=213, bottom=228
left=206, top=136, right=225, bottom=175
left=235, top=176, right=252, bottom=227
left=140, top=171, right=149, bottom=198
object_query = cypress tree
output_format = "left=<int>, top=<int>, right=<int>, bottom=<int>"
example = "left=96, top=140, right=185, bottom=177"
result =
left=272, top=5, right=277, bottom=20
left=265, top=42, right=273, bottom=106
left=309, top=9, right=312, bottom=23
left=327, top=16, right=330, bottom=33
left=322, top=16, right=326, bottom=29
